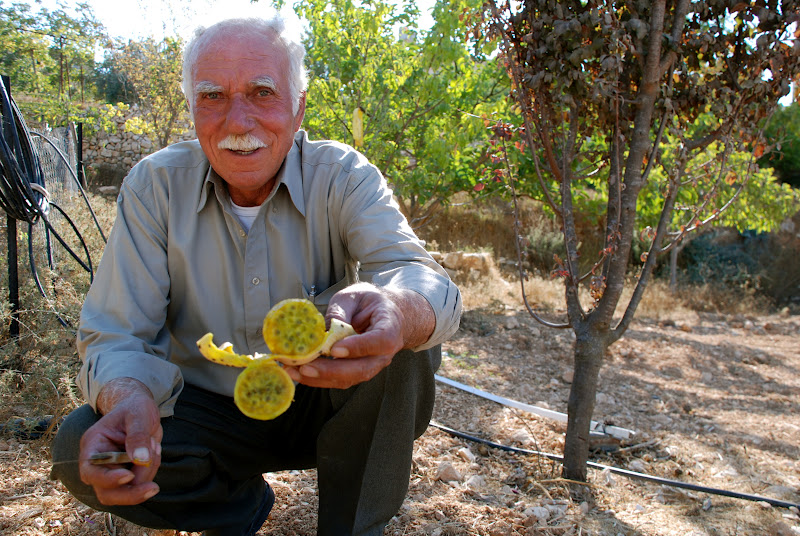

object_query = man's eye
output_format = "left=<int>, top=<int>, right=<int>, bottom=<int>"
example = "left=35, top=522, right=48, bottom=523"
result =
left=206, top=92, right=220, bottom=99
left=258, top=89, right=273, bottom=97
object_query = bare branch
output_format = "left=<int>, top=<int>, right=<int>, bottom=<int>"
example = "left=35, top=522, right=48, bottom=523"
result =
left=487, top=0, right=562, bottom=216
left=612, top=151, right=686, bottom=341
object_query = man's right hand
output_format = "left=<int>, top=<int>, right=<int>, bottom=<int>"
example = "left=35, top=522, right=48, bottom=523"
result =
left=78, top=378, right=163, bottom=505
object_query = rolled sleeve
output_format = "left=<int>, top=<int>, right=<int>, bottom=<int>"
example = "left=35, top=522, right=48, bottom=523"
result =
left=334, top=160, right=462, bottom=350
left=371, top=266, right=462, bottom=351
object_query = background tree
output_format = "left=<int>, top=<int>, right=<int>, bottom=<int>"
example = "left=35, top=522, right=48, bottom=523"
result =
left=0, top=2, right=53, bottom=93
left=483, top=0, right=800, bottom=481
left=110, top=36, right=188, bottom=149
left=760, top=102, right=800, bottom=188
left=297, top=0, right=508, bottom=227
left=0, top=0, right=103, bottom=99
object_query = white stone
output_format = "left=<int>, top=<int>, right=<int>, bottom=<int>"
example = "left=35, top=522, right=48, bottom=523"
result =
left=523, top=506, right=550, bottom=522
left=457, top=447, right=476, bottom=462
left=436, top=461, right=462, bottom=482
left=465, top=474, right=486, bottom=490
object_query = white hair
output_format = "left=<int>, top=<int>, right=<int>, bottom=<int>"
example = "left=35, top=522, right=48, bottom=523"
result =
left=182, top=11, right=308, bottom=116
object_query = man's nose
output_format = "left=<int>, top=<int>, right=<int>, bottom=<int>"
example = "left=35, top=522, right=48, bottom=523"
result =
left=226, top=95, right=256, bottom=133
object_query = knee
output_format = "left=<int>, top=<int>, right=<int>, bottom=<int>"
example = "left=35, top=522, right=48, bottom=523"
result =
left=50, top=405, right=98, bottom=492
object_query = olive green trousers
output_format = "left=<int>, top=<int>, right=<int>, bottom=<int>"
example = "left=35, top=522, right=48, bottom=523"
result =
left=51, top=347, right=440, bottom=536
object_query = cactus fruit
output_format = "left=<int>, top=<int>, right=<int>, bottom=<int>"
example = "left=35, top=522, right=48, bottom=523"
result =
left=196, top=298, right=356, bottom=420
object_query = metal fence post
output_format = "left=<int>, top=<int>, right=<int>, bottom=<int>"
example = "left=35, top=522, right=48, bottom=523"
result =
left=77, top=122, right=85, bottom=188
left=1, top=74, right=20, bottom=338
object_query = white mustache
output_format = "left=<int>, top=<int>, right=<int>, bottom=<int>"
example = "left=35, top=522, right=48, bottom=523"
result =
left=217, top=134, right=267, bottom=152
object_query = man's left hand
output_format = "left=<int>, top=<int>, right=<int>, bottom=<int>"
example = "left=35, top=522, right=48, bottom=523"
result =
left=283, top=283, right=434, bottom=389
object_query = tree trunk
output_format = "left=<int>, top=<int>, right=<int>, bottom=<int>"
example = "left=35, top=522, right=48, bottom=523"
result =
left=669, top=245, right=679, bottom=292
left=563, top=328, right=608, bottom=481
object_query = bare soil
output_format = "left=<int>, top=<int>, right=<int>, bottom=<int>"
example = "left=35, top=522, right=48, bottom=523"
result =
left=2, top=304, right=799, bottom=535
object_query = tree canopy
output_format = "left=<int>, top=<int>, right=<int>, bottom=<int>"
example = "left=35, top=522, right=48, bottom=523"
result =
left=298, top=0, right=509, bottom=227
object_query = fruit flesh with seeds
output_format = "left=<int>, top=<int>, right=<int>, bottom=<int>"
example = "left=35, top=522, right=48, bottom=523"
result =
left=263, top=299, right=356, bottom=366
left=234, top=359, right=295, bottom=420
left=196, top=298, right=356, bottom=419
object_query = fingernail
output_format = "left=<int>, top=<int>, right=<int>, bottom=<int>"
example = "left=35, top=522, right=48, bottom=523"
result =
left=117, top=473, right=134, bottom=485
left=331, top=347, right=349, bottom=358
left=300, top=365, right=320, bottom=378
left=285, top=367, right=301, bottom=381
left=133, top=447, right=150, bottom=465
left=143, top=486, right=159, bottom=500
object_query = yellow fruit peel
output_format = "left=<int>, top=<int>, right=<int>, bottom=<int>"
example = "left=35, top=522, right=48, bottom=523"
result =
left=196, top=333, right=262, bottom=368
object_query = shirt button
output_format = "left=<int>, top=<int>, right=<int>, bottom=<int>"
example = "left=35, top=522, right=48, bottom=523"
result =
left=239, top=229, right=246, bottom=237
left=272, top=206, right=278, bottom=213
left=252, top=277, right=261, bottom=285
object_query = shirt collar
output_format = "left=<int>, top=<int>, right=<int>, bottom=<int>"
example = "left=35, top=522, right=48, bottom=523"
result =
left=197, top=131, right=307, bottom=216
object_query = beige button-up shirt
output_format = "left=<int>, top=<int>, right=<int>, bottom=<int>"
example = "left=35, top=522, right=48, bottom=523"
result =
left=77, top=130, right=461, bottom=416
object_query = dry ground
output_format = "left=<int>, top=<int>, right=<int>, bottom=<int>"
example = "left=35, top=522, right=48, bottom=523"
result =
left=1, top=275, right=799, bottom=536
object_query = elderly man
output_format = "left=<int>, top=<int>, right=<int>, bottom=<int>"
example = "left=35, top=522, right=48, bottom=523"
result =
left=50, top=11, right=461, bottom=536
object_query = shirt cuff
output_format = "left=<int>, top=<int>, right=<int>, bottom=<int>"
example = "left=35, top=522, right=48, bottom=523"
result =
left=78, top=352, right=184, bottom=418
left=370, top=265, right=462, bottom=351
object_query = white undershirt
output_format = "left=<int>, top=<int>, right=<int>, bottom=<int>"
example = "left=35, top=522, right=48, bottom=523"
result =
left=230, top=202, right=262, bottom=233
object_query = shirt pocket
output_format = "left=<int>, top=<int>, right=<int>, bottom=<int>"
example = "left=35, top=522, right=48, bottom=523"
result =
left=302, top=277, right=350, bottom=316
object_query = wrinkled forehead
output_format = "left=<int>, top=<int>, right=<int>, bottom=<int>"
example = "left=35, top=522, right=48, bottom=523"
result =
left=191, top=25, right=283, bottom=77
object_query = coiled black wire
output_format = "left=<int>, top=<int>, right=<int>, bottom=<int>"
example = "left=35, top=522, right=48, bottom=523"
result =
left=1, top=77, right=103, bottom=329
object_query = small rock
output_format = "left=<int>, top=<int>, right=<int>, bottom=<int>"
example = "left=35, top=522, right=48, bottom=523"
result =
left=629, top=459, right=648, bottom=473
left=457, top=447, right=476, bottom=462
left=763, top=485, right=797, bottom=499
left=523, top=506, right=550, bottom=523
left=601, top=468, right=616, bottom=487
left=436, top=461, right=462, bottom=482
left=702, top=497, right=712, bottom=511
left=488, top=520, right=512, bottom=536
left=579, top=501, right=590, bottom=514
left=505, top=317, right=520, bottom=330
left=768, top=521, right=794, bottom=536
left=510, top=429, right=533, bottom=445
left=465, top=474, right=486, bottom=490
left=562, top=370, right=574, bottom=383
left=544, top=503, right=568, bottom=517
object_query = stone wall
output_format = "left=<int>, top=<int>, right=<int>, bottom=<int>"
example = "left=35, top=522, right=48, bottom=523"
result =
left=83, top=106, right=195, bottom=175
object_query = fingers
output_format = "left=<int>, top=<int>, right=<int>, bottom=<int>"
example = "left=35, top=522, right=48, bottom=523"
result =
left=82, top=464, right=160, bottom=505
left=78, top=396, right=163, bottom=506
left=284, top=353, right=393, bottom=389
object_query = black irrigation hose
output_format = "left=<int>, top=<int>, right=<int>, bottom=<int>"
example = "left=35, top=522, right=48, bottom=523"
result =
left=1, top=78, right=99, bottom=329
left=429, top=422, right=800, bottom=510
left=0, top=79, right=47, bottom=223
left=27, top=201, right=96, bottom=329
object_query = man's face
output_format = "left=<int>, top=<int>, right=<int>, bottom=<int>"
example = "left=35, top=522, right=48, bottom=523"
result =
left=191, top=29, right=305, bottom=206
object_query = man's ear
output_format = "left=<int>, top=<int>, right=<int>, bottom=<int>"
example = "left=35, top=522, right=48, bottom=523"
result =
left=294, top=92, right=306, bottom=131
